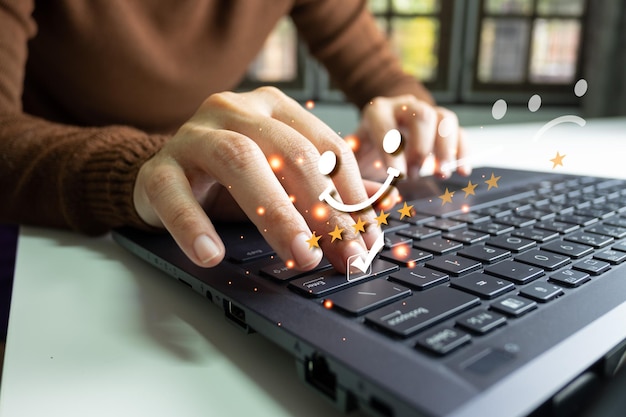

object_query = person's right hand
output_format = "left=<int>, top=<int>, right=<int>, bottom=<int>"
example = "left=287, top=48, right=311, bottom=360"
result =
left=133, top=87, right=384, bottom=273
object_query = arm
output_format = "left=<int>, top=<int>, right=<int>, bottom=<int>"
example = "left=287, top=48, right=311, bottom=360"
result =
left=0, top=0, right=168, bottom=234
left=291, top=0, right=470, bottom=178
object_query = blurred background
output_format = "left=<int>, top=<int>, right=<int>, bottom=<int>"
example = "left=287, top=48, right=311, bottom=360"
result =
left=238, top=0, right=626, bottom=133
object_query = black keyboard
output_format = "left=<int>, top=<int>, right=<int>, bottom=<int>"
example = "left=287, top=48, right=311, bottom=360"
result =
left=235, top=174, right=626, bottom=356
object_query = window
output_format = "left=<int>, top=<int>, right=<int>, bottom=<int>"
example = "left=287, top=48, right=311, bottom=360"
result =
left=238, top=0, right=587, bottom=105
left=464, top=0, right=587, bottom=103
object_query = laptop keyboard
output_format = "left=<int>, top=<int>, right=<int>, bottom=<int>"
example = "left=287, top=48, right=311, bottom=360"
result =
left=234, top=175, right=626, bottom=356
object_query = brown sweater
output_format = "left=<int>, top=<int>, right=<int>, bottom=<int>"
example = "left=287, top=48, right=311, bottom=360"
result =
left=0, top=0, right=430, bottom=235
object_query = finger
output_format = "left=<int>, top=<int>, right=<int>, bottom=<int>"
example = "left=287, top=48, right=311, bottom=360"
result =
left=181, top=128, right=324, bottom=271
left=139, top=159, right=226, bottom=268
left=391, top=95, right=438, bottom=173
left=455, top=127, right=472, bottom=176
left=433, top=107, right=460, bottom=178
left=361, top=97, right=408, bottom=177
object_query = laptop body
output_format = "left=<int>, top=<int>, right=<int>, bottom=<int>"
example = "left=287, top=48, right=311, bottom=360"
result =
left=112, top=166, right=626, bottom=417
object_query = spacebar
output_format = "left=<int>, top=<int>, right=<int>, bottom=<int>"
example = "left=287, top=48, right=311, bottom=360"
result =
left=365, top=286, right=480, bottom=338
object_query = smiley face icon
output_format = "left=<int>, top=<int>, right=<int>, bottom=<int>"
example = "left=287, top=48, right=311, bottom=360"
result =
left=317, top=129, right=402, bottom=213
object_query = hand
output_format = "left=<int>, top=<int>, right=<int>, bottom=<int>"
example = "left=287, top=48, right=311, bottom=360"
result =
left=133, top=87, right=383, bottom=272
left=354, top=95, right=470, bottom=180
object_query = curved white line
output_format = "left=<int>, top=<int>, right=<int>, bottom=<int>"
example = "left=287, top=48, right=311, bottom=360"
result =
left=532, top=115, right=586, bottom=142
left=319, top=167, right=400, bottom=213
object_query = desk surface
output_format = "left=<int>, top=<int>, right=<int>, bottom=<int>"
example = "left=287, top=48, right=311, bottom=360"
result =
left=2, top=118, right=625, bottom=417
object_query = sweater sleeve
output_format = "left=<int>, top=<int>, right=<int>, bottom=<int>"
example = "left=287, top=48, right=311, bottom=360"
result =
left=0, top=0, right=169, bottom=235
left=291, top=0, right=434, bottom=108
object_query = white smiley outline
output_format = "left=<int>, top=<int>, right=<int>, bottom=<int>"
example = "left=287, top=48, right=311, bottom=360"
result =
left=317, top=129, right=402, bottom=213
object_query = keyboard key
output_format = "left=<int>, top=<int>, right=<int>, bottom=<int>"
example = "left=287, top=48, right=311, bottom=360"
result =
left=289, top=259, right=398, bottom=297
left=542, top=240, right=594, bottom=259
left=594, top=249, right=626, bottom=265
left=413, top=237, right=463, bottom=255
left=486, top=235, right=536, bottom=252
left=564, top=231, right=614, bottom=249
left=425, top=218, right=467, bottom=231
left=388, top=266, right=449, bottom=290
left=604, top=217, right=626, bottom=228
left=381, top=219, right=410, bottom=233
left=365, top=287, right=480, bottom=338
left=491, top=296, right=537, bottom=317
left=585, top=224, right=626, bottom=239
left=260, top=258, right=331, bottom=281
left=549, top=269, right=590, bottom=288
left=458, top=245, right=511, bottom=264
left=514, top=249, right=570, bottom=271
left=379, top=247, right=432, bottom=267
left=442, top=229, right=490, bottom=244
left=484, top=260, right=544, bottom=284
left=228, top=240, right=275, bottom=263
left=518, top=209, right=555, bottom=221
left=383, top=234, right=412, bottom=249
left=397, top=226, right=441, bottom=240
left=491, top=215, right=536, bottom=228
left=470, top=222, right=515, bottom=236
left=450, top=272, right=515, bottom=299
left=534, top=220, right=580, bottom=234
left=572, top=258, right=611, bottom=276
left=557, top=214, right=598, bottom=227
left=415, top=326, right=471, bottom=355
left=324, top=279, right=411, bottom=315
left=451, top=213, right=490, bottom=224
left=512, top=227, right=559, bottom=243
left=614, top=241, right=626, bottom=252
left=425, top=254, right=482, bottom=276
left=456, top=309, right=507, bottom=334
left=520, top=282, right=564, bottom=303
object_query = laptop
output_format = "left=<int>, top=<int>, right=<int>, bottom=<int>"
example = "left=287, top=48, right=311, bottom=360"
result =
left=112, top=166, right=626, bottom=417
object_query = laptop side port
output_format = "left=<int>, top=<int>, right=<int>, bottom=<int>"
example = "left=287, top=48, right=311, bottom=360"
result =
left=223, top=299, right=253, bottom=333
left=305, top=353, right=337, bottom=400
left=300, top=353, right=357, bottom=412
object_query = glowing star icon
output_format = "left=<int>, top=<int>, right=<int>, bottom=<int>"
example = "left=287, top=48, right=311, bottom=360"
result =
left=375, top=210, right=390, bottom=227
left=550, top=152, right=566, bottom=169
left=397, top=202, right=414, bottom=220
left=328, top=225, right=344, bottom=242
left=306, top=232, right=322, bottom=249
left=485, top=173, right=501, bottom=190
left=318, top=129, right=402, bottom=213
left=439, top=188, right=455, bottom=205
left=352, top=217, right=367, bottom=234
left=462, top=180, right=478, bottom=197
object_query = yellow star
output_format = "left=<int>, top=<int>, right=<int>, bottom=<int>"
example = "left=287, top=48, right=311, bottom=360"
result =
left=306, top=232, right=322, bottom=249
left=550, top=152, right=566, bottom=169
left=462, top=180, right=478, bottom=198
left=328, top=225, right=344, bottom=243
left=352, top=217, right=367, bottom=234
left=439, top=188, right=455, bottom=205
left=397, top=202, right=414, bottom=220
left=485, top=173, right=501, bottom=190
left=375, top=210, right=390, bottom=227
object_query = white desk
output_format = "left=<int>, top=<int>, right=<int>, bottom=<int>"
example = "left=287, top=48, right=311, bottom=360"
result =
left=1, top=118, right=625, bottom=417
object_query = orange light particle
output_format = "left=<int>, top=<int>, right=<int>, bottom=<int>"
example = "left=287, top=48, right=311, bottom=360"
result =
left=374, top=160, right=383, bottom=169
left=286, top=260, right=295, bottom=269
left=393, top=244, right=410, bottom=259
left=407, top=261, right=416, bottom=268
left=344, top=135, right=360, bottom=152
left=257, top=206, right=265, bottom=216
left=289, top=195, right=296, bottom=203
left=312, top=203, right=328, bottom=220
left=305, top=100, right=315, bottom=110
left=462, top=204, right=470, bottom=213
left=323, top=299, right=333, bottom=309
left=268, top=155, right=282, bottom=171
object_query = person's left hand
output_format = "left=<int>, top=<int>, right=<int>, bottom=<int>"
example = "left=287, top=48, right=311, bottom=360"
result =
left=352, top=95, right=470, bottom=181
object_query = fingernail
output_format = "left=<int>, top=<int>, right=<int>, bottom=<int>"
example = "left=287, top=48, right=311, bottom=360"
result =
left=291, top=232, right=322, bottom=270
left=194, top=234, right=221, bottom=264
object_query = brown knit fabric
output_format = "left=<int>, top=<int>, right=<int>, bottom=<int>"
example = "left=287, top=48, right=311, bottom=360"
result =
left=0, top=0, right=430, bottom=235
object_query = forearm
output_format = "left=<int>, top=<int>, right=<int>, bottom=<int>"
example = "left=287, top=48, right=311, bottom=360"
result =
left=0, top=112, right=169, bottom=234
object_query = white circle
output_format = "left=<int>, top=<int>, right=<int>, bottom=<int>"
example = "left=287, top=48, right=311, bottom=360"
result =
left=528, top=94, right=541, bottom=112
left=437, top=116, right=455, bottom=138
left=574, top=79, right=588, bottom=97
left=492, top=99, right=507, bottom=120
left=382, top=129, right=402, bottom=154
left=318, top=151, right=337, bottom=176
